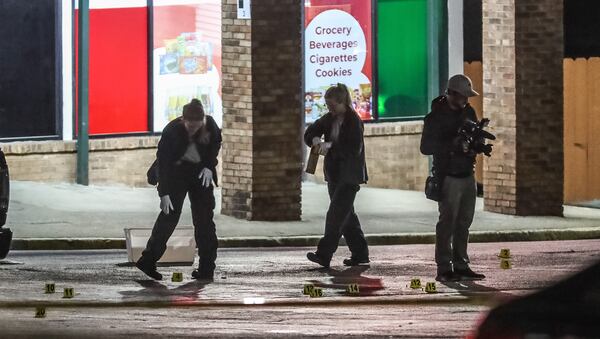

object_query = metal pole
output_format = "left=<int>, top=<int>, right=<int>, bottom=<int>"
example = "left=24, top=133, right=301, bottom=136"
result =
left=427, top=0, right=448, bottom=174
left=77, top=0, right=89, bottom=185
left=427, top=0, right=440, bottom=103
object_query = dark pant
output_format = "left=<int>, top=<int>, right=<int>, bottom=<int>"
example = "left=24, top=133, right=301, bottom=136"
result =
left=435, top=175, right=476, bottom=274
left=139, top=176, right=217, bottom=274
left=316, top=183, right=369, bottom=262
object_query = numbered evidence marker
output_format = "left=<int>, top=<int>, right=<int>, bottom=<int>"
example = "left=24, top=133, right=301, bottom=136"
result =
left=346, top=283, right=360, bottom=295
left=410, top=278, right=422, bottom=289
left=172, top=272, right=183, bottom=282
left=63, top=287, right=75, bottom=299
left=35, top=307, right=46, bottom=318
left=425, top=282, right=437, bottom=294
left=303, top=284, right=315, bottom=295
left=498, top=248, right=512, bottom=259
left=44, top=283, right=56, bottom=294
left=500, top=259, right=513, bottom=270
left=309, top=288, right=324, bottom=298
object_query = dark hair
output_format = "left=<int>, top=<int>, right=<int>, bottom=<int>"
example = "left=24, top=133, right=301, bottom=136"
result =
left=182, top=99, right=205, bottom=121
left=324, top=83, right=360, bottom=118
left=324, top=83, right=352, bottom=107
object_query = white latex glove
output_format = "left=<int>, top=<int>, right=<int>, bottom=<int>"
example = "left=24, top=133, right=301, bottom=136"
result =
left=198, top=168, right=213, bottom=187
left=311, top=137, right=321, bottom=147
left=317, top=142, right=332, bottom=156
left=160, top=195, right=174, bottom=215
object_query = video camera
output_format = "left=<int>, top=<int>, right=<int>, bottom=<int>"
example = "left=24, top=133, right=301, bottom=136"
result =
left=458, top=118, right=496, bottom=157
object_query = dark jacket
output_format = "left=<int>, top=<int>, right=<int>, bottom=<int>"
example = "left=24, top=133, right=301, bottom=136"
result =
left=157, top=116, right=222, bottom=197
left=420, top=96, right=477, bottom=178
left=304, top=110, right=368, bottom=185
left=0, top=149, right=8, bottom=227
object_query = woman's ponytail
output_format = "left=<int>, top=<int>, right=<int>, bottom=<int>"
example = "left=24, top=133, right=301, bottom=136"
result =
left=325, top=83, right=357, bottom=116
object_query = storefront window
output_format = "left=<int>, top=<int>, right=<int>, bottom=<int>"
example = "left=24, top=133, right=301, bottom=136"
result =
left=75, top=0, right=149, bottom=135
left=0, top=0, right=60, bottom=139
left=152, top=0, right=222, bottom=131
left=304, top=0, right=374, bottom=123
left=377, top=0, right=429, bottom=120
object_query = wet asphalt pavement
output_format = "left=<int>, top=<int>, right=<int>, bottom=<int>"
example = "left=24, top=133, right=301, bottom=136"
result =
left=0, top=239, right=598, bottom=338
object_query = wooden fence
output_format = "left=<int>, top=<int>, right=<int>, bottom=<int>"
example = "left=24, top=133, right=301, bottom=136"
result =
left=564, top=58, right=600, bottom=203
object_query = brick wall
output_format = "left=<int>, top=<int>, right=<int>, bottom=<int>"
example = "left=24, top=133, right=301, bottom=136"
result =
left=220, top=0, right=303, bottom=221
left=514, top=0, right=564, bottom=215
left=1, top=137, right=159, bottom=187
left=220, top=0, right=254, bottom=219
left=306, top=122, right=429, bottom=191
left=250, top=0, right=303, bottom=221
left=3, top=120, right=428, bottom=193
left=482, top=0, right=517, bottom=215
left=365, top=123, right=428, bottom=190
left=482, top=0, right=564, bottom=216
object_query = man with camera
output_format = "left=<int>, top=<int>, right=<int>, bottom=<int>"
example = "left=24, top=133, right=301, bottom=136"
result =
left=420, top=74, right=493, bottom=282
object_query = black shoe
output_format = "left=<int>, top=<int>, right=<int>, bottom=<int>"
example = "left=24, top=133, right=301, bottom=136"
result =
left=307, top=252, right=330, bottom=268
left=135, top=261, right=162, bottom=280
left=343, top=257, right=370, bottom=266
left=455, top=267, right=486, bottom=280
left=435, top=271, right=460, bottom=282
left=191, top=269, right=214, bottom=281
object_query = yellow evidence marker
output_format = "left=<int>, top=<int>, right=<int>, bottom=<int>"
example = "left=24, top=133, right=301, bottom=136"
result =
left=309, top=288, right=324, bottom=298
left=63, top=287, right=75, bottom=299
left=303, top=284, right=315, bottom=295
left=425, top=282, right=437, bottom=294
left=35, top=307, right=46, bottom=318
left=500, top=259, right=512, bottom=269
left=44, top=283, right=55, bottom=294
left=346, top=283, right=360, bottom=295
left=498, top=249, right=511, bottom=259
left=172, top=272, right=183, bottom=282
left=410, top=278, right=422, bottom=289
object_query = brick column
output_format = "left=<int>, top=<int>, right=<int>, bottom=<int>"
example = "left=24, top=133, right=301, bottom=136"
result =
left=482, top=0, right=564, bottom=216
left=221, top=0, right=303, bottom=220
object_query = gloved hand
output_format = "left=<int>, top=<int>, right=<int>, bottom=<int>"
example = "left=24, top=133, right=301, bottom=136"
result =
left=160, top=195, right=174, bottom=215
left=317, top=142, right=332, bottom=156
left=198, top=168, right=213, bottom=187
left=473, top=143, right=494, bottom=157
left=452, top=136, right=470, bottom=154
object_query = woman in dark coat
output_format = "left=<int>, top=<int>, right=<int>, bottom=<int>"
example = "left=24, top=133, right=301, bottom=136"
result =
left=304, top=83, right=369, bottom=268
left=136, top=99, right=222, bottom=281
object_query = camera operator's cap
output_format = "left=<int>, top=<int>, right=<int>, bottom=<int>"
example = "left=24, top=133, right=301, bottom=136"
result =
left=447, top=74, right=479, bottom=97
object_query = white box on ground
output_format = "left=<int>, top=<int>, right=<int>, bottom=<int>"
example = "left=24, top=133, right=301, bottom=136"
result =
left=124, top=228, right=196, bottom=264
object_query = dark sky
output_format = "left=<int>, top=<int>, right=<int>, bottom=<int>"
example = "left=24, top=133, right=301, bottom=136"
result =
left=463, top=0, right=600, bottom=61
left=564, top=0, right=600, bottom=58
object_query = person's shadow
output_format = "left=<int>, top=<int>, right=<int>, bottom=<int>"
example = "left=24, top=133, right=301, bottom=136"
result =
left=306, top=265, right=385, bottom=296
left=441, top=280, right=514, bottom=302
left=119, top=279, right=212, bottom=304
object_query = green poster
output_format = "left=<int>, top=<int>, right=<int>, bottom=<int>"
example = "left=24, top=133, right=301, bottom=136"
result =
left=377, top=0, right=429, bottom=120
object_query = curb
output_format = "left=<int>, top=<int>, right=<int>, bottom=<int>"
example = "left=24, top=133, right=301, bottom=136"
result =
left=9, top=227, right=600, bottom=251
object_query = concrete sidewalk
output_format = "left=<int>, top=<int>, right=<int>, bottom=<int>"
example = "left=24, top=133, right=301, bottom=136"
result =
left=6, top=181, right=600, bottom=249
